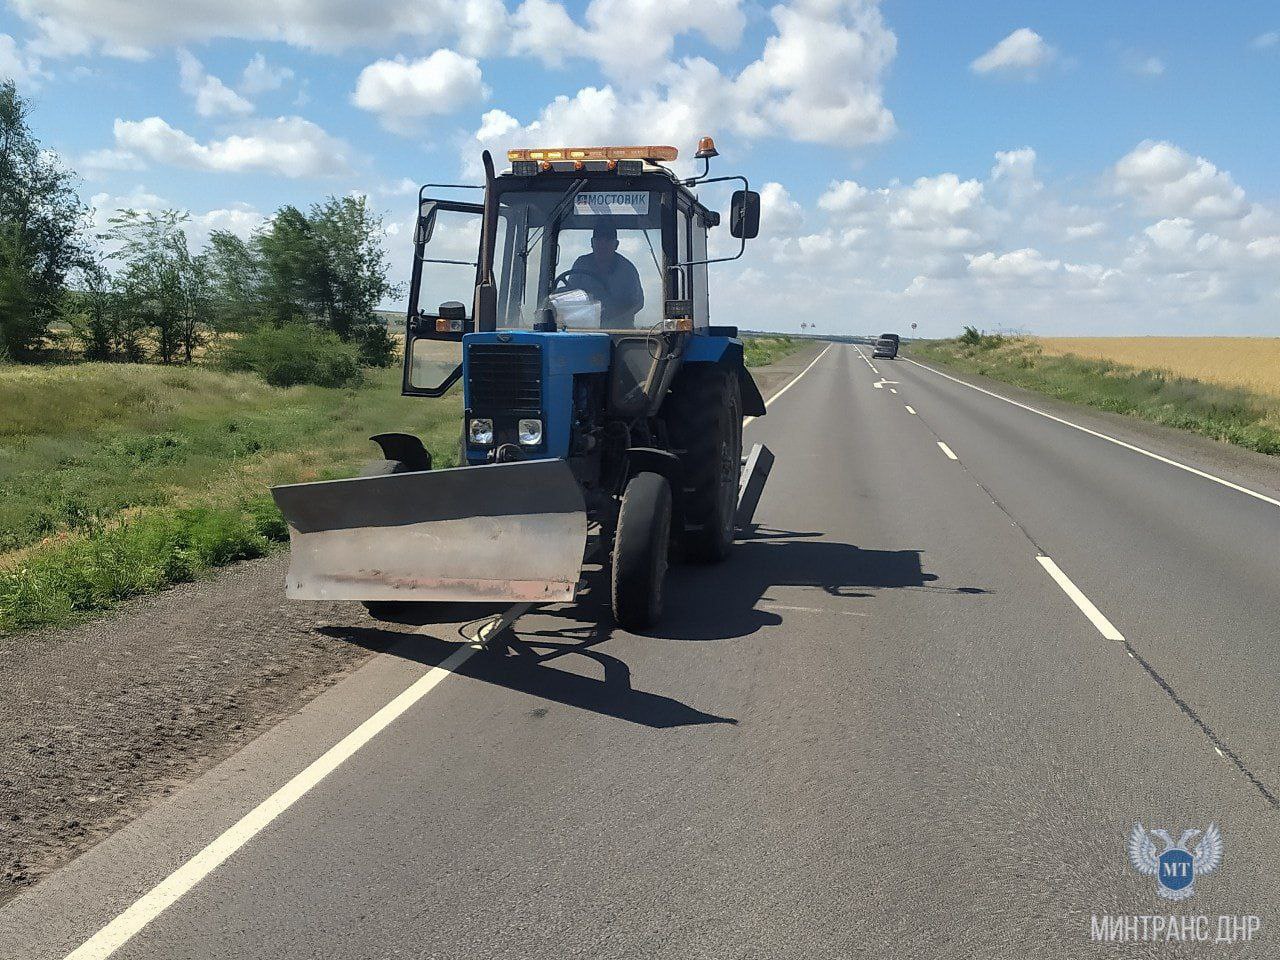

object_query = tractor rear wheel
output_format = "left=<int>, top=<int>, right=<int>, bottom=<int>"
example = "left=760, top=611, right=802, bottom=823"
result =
left=611, top=472, right=672, bottom=630
left=664, top=366, right=742, bottom=562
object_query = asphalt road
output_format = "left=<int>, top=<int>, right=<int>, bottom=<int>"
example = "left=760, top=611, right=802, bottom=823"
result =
left=4, top=343, right=1279, bottom=959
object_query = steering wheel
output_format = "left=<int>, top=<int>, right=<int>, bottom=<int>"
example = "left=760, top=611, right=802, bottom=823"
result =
left=551, top=268, right=608, bottom=302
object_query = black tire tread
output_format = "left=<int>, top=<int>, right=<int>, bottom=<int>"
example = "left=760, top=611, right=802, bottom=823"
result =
left=663, top=366, right=741, bottom=561
left=611, top=472, right=671, bottom=629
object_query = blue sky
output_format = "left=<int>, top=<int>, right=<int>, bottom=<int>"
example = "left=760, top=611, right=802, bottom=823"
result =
left=1, top=0, right=1277, bottom=336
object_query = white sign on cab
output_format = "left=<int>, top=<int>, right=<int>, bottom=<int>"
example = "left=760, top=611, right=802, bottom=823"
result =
left=574, top=192, right=650, bottom=216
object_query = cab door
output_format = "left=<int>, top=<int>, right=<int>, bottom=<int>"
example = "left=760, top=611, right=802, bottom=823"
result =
left=402, top=197, right=483, bottom=398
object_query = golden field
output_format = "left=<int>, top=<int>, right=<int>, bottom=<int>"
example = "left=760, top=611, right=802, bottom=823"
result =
left=1036, top=338, right=1280, bottom=400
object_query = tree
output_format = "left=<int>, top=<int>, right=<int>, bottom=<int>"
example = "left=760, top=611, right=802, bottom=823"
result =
left=209, top=194, right=399, bottom=365
left=104, top=209, right=210, bottom=363
left=0, top=80, right=88, bottom=359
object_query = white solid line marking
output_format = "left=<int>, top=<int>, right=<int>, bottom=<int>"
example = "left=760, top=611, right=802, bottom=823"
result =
left=65, top=642, right=477, bottom=960
left=743, top=342, right=832, bottom=427
left=906, top=357, right=1280, bottom=510
left=1036, top=556, right=1125, bottom=641
left=937, top=441, right=958, bottom=460
left=905, top=405, right=917, bottom=415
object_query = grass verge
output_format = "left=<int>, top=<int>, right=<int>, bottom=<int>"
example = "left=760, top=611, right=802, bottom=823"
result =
left=911, top=334, right=1280, bottom=458
left=743, top=334, right=802, bottom=367
left=1, top=364, right=461, bottom=634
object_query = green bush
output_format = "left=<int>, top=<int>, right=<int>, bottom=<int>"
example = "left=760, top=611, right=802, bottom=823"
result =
left=216, top=323, right=362, bottom=388
left=354, top=323, right=398, bottom=368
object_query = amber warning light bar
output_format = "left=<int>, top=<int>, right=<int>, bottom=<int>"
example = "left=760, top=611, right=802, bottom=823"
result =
left=508, top=145, right=679, bottom=163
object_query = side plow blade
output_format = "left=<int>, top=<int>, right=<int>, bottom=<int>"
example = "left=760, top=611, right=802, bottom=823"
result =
left=271, top=460, right=588, bottom=604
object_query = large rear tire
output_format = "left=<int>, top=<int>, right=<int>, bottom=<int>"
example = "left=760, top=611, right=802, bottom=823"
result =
left=664, top=366, right=742, bottom=562
left=611, top=472, right=672, bottom=630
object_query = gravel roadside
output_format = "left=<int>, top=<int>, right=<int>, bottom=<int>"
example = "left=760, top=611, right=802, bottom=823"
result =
left=0, top=555, right=388, bottom=905
left=0, top=340, right=828, bottom=905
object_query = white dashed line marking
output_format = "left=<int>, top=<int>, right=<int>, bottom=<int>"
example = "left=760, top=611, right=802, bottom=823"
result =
left=1036, top=556, right=1125, bottom=642
left=937, top=441, right=958, bottom=460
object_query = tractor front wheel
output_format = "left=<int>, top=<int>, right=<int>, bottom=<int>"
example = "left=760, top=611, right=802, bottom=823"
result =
left=611, top=472, right=672, bottom=630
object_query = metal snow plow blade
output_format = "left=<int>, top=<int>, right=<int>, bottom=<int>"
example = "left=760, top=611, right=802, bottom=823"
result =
left=271, top=460, right=588, bottom=604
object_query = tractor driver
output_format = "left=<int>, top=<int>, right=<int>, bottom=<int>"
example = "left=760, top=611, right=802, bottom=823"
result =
left=569, top=225, right=644, bottom=327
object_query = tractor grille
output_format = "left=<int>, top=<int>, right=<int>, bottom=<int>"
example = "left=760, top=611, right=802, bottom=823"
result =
left=467, top=343, right=542, bottom=411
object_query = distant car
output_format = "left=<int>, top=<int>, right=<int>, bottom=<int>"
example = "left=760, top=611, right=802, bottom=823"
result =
left=872, top=333, right=899, bottom=359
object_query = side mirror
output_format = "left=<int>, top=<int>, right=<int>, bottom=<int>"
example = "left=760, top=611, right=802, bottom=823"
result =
left=730, top=189, right=760, bottom=240
left=415, top=204, right=438, bottom=244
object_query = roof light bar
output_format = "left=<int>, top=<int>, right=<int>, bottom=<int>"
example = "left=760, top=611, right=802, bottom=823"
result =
left=508, top=145, right=679, bottom=163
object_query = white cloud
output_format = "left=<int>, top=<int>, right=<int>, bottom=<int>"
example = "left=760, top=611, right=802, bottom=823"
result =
left=888, top=173, right=985, bottom=248
left=1249, top=31, right=1278, bottom=50
left=77, top=147, right=145, bottom=177
left=476, top=0, right=896, bottom=157
left=818, top=180, right=872, bottom=214
left=0, top=33, right=46, bottom=86
left=968, top=247, right=1062, bottom=283
left=734, top=0, right=897, bottom=146
left=511, top=0, right=746, bottom=79
left=177, top=49, right=253, bottom=117
left=990, top=146, right=1042, bottom=201
left=971, top=28, right=1056, bottom=77
left=239, top=53, right=293, bottom=95
left=112, top=115, right=357, bottom=177
left=1064, top=221, right=1105, bottom=241
left=1123, top=53, right=1165, bottom=76
left=1114, top=140, right=1247, bottom=220
left=759, top=181, right=804, bottom=235
left=10, top=0, right=510, bottom=57
left=353, top=51, right=487, bottom=132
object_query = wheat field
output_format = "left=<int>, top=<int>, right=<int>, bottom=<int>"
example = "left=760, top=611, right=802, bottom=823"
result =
left=1036, top=338, right=1280, bottom=399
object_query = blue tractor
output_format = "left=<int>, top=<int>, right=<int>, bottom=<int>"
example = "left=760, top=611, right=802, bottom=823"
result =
left=272, top=139, right=768, bottom=630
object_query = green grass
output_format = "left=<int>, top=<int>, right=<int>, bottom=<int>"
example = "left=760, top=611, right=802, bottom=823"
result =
left=0, top=363, right=461, bottom=633
left=743, top=335, right=802, bottom=368
left=911, top=335, right=1280, bottom=457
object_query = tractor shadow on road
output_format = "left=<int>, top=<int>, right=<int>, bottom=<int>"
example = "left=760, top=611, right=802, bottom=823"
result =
left=320, top=528, right=986, bottom=725
left=646, top=528, right=984, bottom=642
left=324, top=607, right=738, bottom=730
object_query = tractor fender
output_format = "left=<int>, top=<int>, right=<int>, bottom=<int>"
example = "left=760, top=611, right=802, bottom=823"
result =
left=679, top=338, right=766, bottom=417
left=624, top=447, right=684, bottom=529
left=370, top=432, right=433, bottom=471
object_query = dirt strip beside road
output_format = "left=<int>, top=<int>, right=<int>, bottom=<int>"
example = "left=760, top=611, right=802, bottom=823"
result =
left=0, top=556, right=388, bottom=904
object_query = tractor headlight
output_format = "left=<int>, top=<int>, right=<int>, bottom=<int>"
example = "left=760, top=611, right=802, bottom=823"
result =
left=518, top=418, right=543, bottom=446
left=468, top=418, right=494, bottom=446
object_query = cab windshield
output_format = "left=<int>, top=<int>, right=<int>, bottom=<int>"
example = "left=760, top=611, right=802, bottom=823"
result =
left=493, top=188, right=666, bottom=331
